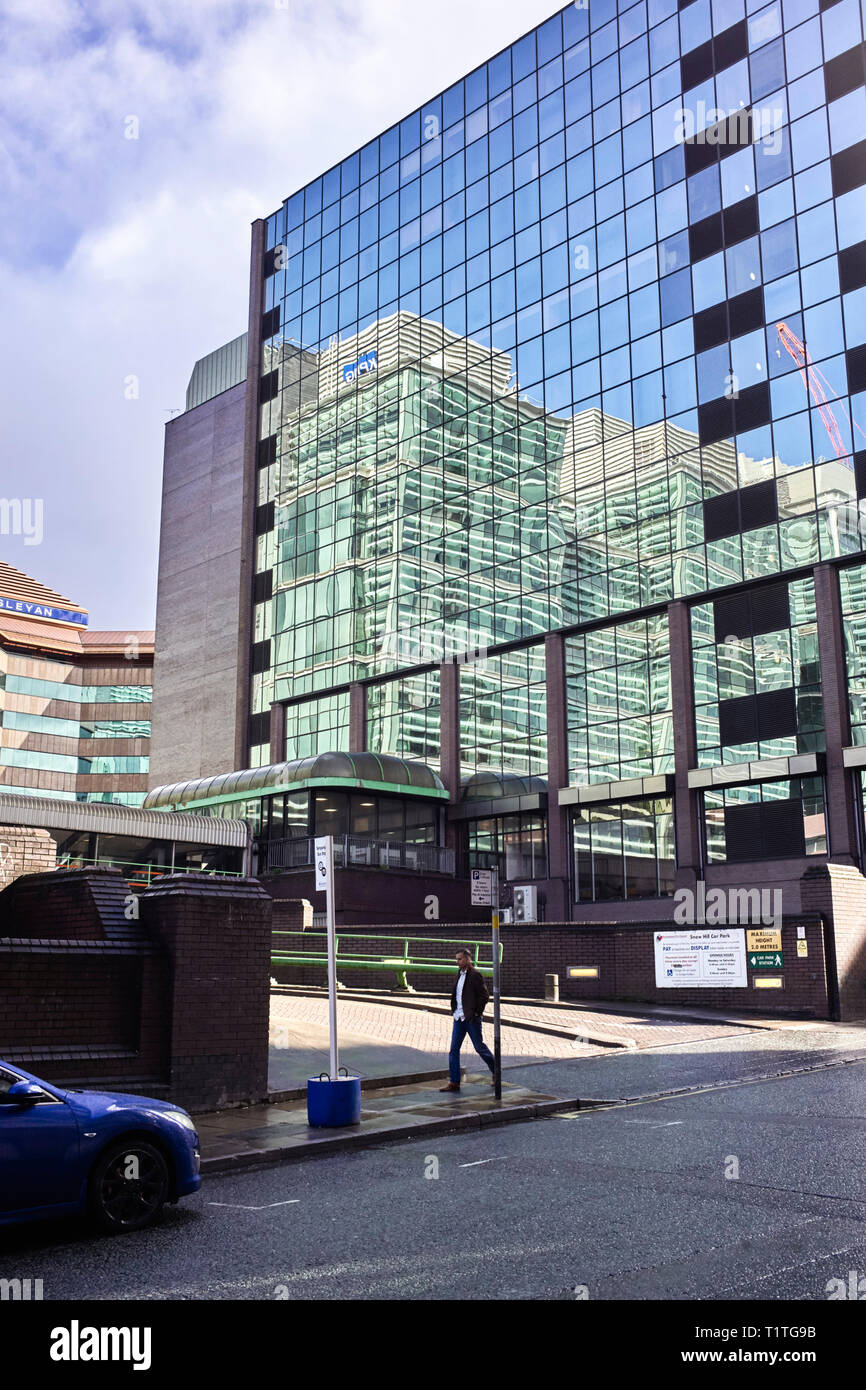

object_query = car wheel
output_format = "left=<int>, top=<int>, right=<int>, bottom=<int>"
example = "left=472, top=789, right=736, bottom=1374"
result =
left=88, top=1139, right=170, bottom=1233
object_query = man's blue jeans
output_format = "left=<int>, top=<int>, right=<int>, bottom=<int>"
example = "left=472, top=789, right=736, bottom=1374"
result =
left=449, top=1016, right=495, bottom=1084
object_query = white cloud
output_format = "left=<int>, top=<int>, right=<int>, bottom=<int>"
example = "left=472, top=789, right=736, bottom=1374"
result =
left=0, top=0, right=558, bottom=626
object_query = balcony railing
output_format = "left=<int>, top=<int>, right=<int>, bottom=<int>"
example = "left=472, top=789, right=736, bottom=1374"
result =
left=259, top=835, right=455, bottom=877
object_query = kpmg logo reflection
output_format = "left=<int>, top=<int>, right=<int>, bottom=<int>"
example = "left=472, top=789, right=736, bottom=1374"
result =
left=342, top=350, right=378, bottom=383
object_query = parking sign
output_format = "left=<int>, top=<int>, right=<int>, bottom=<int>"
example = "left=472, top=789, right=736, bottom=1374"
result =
left=471, top=868, right=495, bottom=906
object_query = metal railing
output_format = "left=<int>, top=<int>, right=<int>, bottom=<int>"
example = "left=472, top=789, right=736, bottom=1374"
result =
left=54, top=853, right=244, bottom=890
left=271, top=931, right=501, bottom=990
left=260, top=835, right=455, bottom=876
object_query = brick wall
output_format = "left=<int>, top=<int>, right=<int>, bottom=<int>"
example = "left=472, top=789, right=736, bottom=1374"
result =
left=140, top=874, right=273, bottom=1111
left=0, top=866, right=135, bottom=940
left=0, top=868, right=166, bottom=1083
left=271, top=916, right=831, bottom=1017
left=271, top=898, right=313, bottom=932
left=0, top=868, right=272, bottom=1110
left=0, top=827, right=56, bottom=889
left=497, top=916, right=828, bottom=1017
left=801, top=863, right=866, bottom=1020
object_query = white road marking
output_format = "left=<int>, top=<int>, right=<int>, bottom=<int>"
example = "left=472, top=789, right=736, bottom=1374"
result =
left=624, top=1120, right=684, bottom=1127
left=459, top=1157, right=509, bottom=1168
left=208, top=1200, right=301, bottom=1210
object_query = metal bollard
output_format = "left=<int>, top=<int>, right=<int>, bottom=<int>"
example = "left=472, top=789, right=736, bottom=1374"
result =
left=544, top=972, right=559, bottom=1002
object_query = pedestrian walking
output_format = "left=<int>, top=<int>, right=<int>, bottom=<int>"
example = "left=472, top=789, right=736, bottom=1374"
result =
left=439, top=947, right=495, bottom=1091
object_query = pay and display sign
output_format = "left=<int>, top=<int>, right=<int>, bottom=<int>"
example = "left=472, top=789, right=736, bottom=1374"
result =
left=654, top=929, right=748, bottom=988
left=470, top=869, right=496, bottom=906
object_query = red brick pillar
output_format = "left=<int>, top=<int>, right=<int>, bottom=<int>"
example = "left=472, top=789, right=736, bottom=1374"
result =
left=349, top=682, right=367, bottom=753
left=236, top=216, right=267, bottom=771
left=668, top=599, right=702, bottom=888
left=801, top=862, right=866, bottom=1020
left=440, top=660, right=461, bottom=853
left=813, top=563, right=859, bottom=864
left=140, top=875, right=273, bottom=1111
left=269, top=700, right=286, bottom=764
left=544, top=631, right=571, bottom=921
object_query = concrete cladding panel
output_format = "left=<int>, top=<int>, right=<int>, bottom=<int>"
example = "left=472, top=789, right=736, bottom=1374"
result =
left=150, top=380, right=247, bottom=787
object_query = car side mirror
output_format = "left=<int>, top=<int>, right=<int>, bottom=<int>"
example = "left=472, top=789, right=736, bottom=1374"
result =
left=1, top=1081, right=44, bottom=1105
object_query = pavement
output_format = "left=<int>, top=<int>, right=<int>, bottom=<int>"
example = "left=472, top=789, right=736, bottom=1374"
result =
left=197, top=1073, right=583, bottom=1173
left=186, top=991, right=866, bottom=1176
left=267, top=987, right=763, bottom=1093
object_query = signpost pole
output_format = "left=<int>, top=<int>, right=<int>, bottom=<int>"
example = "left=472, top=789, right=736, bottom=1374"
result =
left=491, top=868, right=501, bottom=1101
left=315, top=835, right=338, bottom=1081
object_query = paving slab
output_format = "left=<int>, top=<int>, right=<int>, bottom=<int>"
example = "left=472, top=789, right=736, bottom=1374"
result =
left=268, top=995, right=610, bottom=1092
left=199, top=1073, right=577, bottom=1172
left=269, top=987, right=767, bottom=1063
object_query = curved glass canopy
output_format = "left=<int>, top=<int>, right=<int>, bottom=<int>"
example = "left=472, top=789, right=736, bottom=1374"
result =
left=460, top=771, right=548, bottom=801
left=145, top=752, right=446, bottom=810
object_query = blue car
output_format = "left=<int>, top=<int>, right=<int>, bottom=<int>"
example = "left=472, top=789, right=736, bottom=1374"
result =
left=0, top=1060, right=201, bottom=1233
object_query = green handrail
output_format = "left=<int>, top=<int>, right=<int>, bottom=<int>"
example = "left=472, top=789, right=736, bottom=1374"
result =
left=271, top=930, right=503, bottom=989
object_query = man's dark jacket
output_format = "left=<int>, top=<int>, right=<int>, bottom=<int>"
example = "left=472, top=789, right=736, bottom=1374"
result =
left=450, top=966, right=489, bottom=1023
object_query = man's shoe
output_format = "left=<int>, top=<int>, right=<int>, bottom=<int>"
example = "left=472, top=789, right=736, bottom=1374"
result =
left=439, top=1082, right=461, bottom=1092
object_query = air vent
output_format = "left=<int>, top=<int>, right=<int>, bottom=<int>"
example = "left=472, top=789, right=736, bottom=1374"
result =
left=713, top=581, right=790, bottom=642
left=249, top=711, right=271, bottom=747
left=258, top=434, right=278, bottom=469
left=262, top=306, right=281, bottom=341
left=756, top=687, right=797, bottom=740
left=259, top=370, right=279, bottom=404
left=253, top=570, right=273, bottom=604
left=718, top=694, right=758, bottom=747
left=251, top=640, right=271, bottom=675
left=847, top=344, right=866, bottom=395
left=255, top=501, right=275, bottom=536
left=832, top=140, right=866, bottom=198
left=723, top=799, right=805, bottom=861
left=824, top=43, right=866, bottom=103
left=839, top=241, right=866, bottom=294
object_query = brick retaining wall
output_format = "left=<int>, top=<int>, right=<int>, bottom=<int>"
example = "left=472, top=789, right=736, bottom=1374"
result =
left=0, top=868, right=272, bottom=1110
left=272, top=915, right=832, bottom=1017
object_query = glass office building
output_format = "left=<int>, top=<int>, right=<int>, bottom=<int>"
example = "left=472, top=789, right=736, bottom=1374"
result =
left=153, top=0, right=866, bottom=921
left=0, top=562, right=153, bottom=807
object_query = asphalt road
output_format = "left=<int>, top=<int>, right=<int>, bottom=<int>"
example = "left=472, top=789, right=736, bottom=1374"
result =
left=3, top=1051, right=866, bottom=1302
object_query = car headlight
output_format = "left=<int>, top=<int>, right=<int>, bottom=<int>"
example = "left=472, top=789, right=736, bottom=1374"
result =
left=163, top=1110, right=197, bottom=1132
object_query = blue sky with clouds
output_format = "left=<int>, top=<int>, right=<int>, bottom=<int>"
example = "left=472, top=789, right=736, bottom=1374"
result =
left=0, top=0, right=558, bottom=627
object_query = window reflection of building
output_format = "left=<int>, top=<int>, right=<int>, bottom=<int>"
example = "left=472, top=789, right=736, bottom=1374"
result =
left=691, top=576, right=824, bottom=770
left=468, top=812, right=547, bottom=881
left=209, top=0, right=866, bottom=916
left=268, top=312, right=570, bottom=705
left=572, top=798, right=675, bottom=903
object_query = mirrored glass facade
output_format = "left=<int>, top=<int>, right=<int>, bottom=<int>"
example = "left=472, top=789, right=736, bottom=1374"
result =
left=212, top=0, right=866, bottom=911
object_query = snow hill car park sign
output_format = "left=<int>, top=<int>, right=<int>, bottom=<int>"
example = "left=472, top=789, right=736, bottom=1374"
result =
left=654, top=929, right=748, bottom=988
